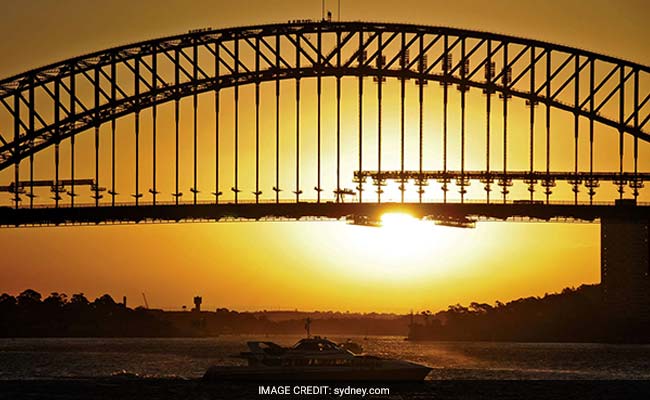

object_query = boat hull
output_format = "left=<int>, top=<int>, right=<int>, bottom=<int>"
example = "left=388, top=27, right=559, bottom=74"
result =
left=203, top=365, right=431, bottom=382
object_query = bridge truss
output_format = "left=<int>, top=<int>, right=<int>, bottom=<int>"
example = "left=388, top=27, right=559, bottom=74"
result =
left=0, top=21, right=649, bottom=225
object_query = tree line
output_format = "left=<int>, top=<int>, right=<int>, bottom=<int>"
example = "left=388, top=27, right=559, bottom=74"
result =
left=3, top=285, right=648, bottom=341
left=408, top=284, right=650, bottom=343
left=0, top=289, right=410, bottom=337
left=0, top=290, right=175, bottom=337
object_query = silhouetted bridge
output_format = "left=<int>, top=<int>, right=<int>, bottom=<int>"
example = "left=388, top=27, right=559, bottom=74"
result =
left=1, top=20, right=649, bottom=319
left=0, top=201, right=649, bottom=228
left=0, top=21, right=649, bottom=223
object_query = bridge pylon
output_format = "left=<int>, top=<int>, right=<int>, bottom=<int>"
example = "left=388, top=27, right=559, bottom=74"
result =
left=601, top=216, right=650, bottom=323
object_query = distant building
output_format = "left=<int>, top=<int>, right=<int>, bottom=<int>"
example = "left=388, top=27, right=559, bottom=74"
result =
left=193, top=296, right=202, bottom=312
left=601, top=218, right=650, bottom=321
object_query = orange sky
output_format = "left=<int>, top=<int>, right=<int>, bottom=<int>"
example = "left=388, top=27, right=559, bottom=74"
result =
left=0, top=0, right=648, bottom=312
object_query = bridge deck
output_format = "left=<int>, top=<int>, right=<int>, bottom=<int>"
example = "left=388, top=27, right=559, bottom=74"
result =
left=1, top=202, right=649, bottom=227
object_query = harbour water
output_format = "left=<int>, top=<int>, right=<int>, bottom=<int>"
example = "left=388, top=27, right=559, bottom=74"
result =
left=1, top=335, right=650, bottom=380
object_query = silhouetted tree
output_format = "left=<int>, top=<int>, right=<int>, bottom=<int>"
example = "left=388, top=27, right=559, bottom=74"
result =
left=406, top=284, right=641, bottom=342
left=70, top=293, right=89, bottom=306
left=17, top=289, right=41, bottom=307
left=43, top=292, right=67, bottom=308
left=0, top=293, right=16, bottom=309
left=447, top=304, right=469, bottom=314
left=93, top=294, right=116, bottom=307
left=469, top=302, right=492, bottom=314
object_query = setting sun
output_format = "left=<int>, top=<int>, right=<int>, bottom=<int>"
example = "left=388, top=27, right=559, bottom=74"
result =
left=331, top=213, right=469, bottom=281
left=380, top=212, right=421, bottom=230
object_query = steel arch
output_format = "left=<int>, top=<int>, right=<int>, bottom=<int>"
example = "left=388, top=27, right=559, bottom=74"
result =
left=1, top=21, right=649, bottom=172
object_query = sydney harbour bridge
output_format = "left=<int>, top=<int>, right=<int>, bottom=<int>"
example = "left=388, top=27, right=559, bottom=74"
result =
left=1, top=20, right=649, bottom=317
left=0, top=21, right=649, bottom=223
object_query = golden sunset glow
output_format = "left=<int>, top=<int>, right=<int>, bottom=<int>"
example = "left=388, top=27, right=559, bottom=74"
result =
left=0, top=0, right=647, bottom=314
left=343, top=213, right=445, bottom=281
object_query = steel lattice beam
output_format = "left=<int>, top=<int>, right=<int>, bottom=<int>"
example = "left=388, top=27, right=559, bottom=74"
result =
left=0, top=21, right=648, bottom=216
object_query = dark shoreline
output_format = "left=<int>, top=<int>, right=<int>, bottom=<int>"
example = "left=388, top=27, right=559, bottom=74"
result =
left=3, top=284, right=650, bottom=343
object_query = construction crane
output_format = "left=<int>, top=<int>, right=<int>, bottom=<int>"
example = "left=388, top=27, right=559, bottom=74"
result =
left=141, top=293, right=150, bottom=309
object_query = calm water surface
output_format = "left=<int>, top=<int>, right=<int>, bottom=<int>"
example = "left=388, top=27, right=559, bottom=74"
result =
left=1, top=335, right=649, bottom=380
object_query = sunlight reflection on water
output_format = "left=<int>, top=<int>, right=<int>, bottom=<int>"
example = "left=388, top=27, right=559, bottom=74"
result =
left=0, top=335, right=649, bottom=380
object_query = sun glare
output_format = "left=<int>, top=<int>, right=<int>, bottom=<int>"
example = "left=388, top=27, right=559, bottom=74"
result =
left=332, top=212, right=456, bottom=281
left=380, top=212, right=421, bottom=231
